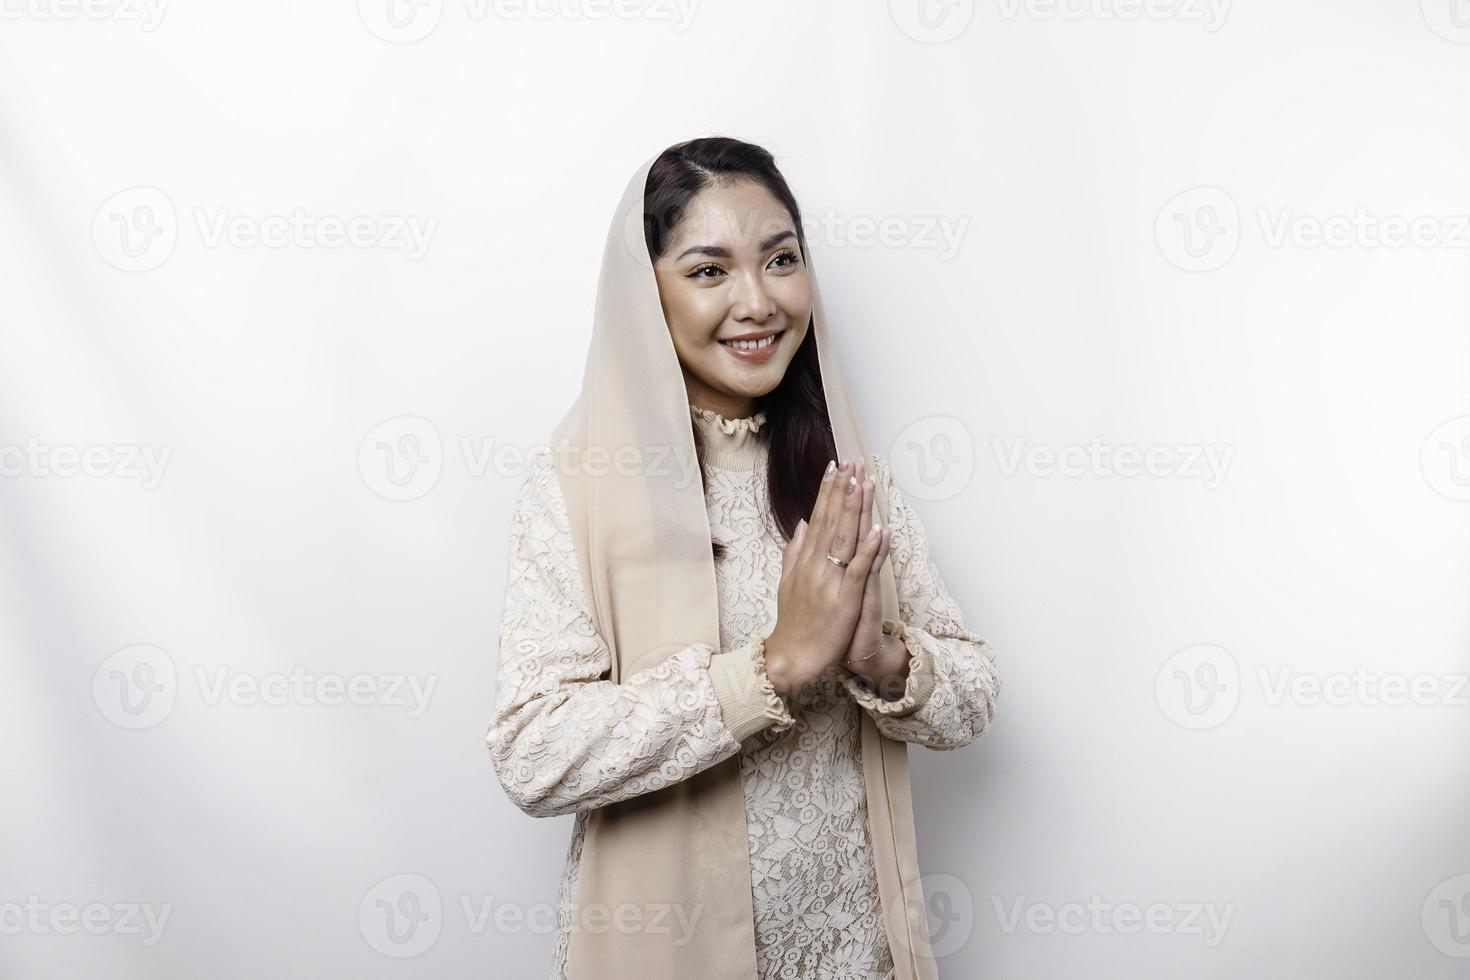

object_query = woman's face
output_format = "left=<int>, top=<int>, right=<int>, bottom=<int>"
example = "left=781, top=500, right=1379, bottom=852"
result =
left=653, top=178, right=812, bottom=418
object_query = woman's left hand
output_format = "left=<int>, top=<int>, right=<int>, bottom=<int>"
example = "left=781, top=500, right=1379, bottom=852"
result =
left=841, top=461, right=898, bottom=676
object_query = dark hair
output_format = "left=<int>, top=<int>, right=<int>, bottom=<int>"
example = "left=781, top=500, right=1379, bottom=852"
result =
left=644, top=137, right=837, bottom=561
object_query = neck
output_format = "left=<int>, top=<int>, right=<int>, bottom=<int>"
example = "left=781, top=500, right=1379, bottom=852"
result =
left=683, top=379, right=755, bottom=422
left=689, top=403, right=767, bottom=472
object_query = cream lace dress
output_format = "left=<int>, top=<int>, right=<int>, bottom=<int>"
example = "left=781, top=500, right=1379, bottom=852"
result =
left=488, top=403, right=1000, bottom=980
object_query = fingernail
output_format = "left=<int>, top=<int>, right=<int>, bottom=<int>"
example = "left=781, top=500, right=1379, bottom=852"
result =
left=846, top=476, right=858, bottom=496
left=868, top=525, right=880, bottom=540
left=825, top=460, right=835, bottom=477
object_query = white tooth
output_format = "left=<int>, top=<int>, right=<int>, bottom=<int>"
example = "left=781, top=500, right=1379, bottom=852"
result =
left=733, top=335, right=771, bottom=350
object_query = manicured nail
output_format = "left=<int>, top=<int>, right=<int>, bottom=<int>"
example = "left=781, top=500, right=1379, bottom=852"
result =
left=868, top=525, right=880, bottom=540
left=825, top=460, right=836, bottom=477
left=846, top=476, right=858, bottom=496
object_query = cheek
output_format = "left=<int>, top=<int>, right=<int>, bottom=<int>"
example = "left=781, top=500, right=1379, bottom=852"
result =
left=661, top=282, right=726, bottom=338
left=773, top=275, right=812, bottom=322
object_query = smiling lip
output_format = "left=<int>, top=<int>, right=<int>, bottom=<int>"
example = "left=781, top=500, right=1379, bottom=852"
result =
left=719, top=328, right=784, bottom=363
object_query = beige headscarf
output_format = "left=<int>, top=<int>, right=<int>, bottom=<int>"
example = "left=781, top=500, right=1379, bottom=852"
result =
left=548, top=152, right=938, bottom=980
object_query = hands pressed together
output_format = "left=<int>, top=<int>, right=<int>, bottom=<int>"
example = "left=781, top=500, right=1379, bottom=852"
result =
left=763, top=458, right=913, bottom=704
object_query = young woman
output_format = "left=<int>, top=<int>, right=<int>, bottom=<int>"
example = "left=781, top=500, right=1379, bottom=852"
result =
left=487, top=137, right=1000, bottom=980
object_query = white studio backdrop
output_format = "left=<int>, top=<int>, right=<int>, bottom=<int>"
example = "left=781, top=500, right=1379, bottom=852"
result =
left=2, top=2, right=1468, bottom=977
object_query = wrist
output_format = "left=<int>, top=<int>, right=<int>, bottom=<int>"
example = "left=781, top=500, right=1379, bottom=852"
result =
left=844, top=621, right=912, bottom=688
left=846, top=620, right=899, bottom=667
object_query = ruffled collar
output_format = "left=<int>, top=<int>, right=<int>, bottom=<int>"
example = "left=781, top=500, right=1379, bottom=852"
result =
left=689, top=402, right=767, bottom=435
left=689, top=402, right=767, bottom=471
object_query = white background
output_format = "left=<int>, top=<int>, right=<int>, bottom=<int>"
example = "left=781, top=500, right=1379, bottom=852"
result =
left=2, top=1, right=1468, bottom=977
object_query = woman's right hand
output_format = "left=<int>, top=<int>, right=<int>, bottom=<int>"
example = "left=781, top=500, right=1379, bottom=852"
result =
left=763, top=458, right=882, bottom=701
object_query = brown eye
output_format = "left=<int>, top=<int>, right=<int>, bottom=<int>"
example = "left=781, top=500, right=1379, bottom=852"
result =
left=688, top=263, right=725, bottom=279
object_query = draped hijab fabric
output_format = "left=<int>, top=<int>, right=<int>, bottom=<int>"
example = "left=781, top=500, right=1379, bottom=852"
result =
left=548, top=154, right=938, bottom=980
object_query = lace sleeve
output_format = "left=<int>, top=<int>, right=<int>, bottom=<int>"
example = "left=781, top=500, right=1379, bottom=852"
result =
left=486, top=449, right=788, bottom=818
left=838, top=452, right=1001, bottom=750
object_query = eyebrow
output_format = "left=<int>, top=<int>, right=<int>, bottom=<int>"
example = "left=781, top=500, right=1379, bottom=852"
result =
left=675, top=229, right=796, bottom=262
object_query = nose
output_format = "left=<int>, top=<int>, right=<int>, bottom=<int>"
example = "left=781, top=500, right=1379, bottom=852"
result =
left=731, top=270, right=777, bottom=324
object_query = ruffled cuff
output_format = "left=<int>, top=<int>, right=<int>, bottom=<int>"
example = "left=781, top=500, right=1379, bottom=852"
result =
left=841, top=619, right=939, bottom=717
left=709, top=632, right=796, bottom=742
